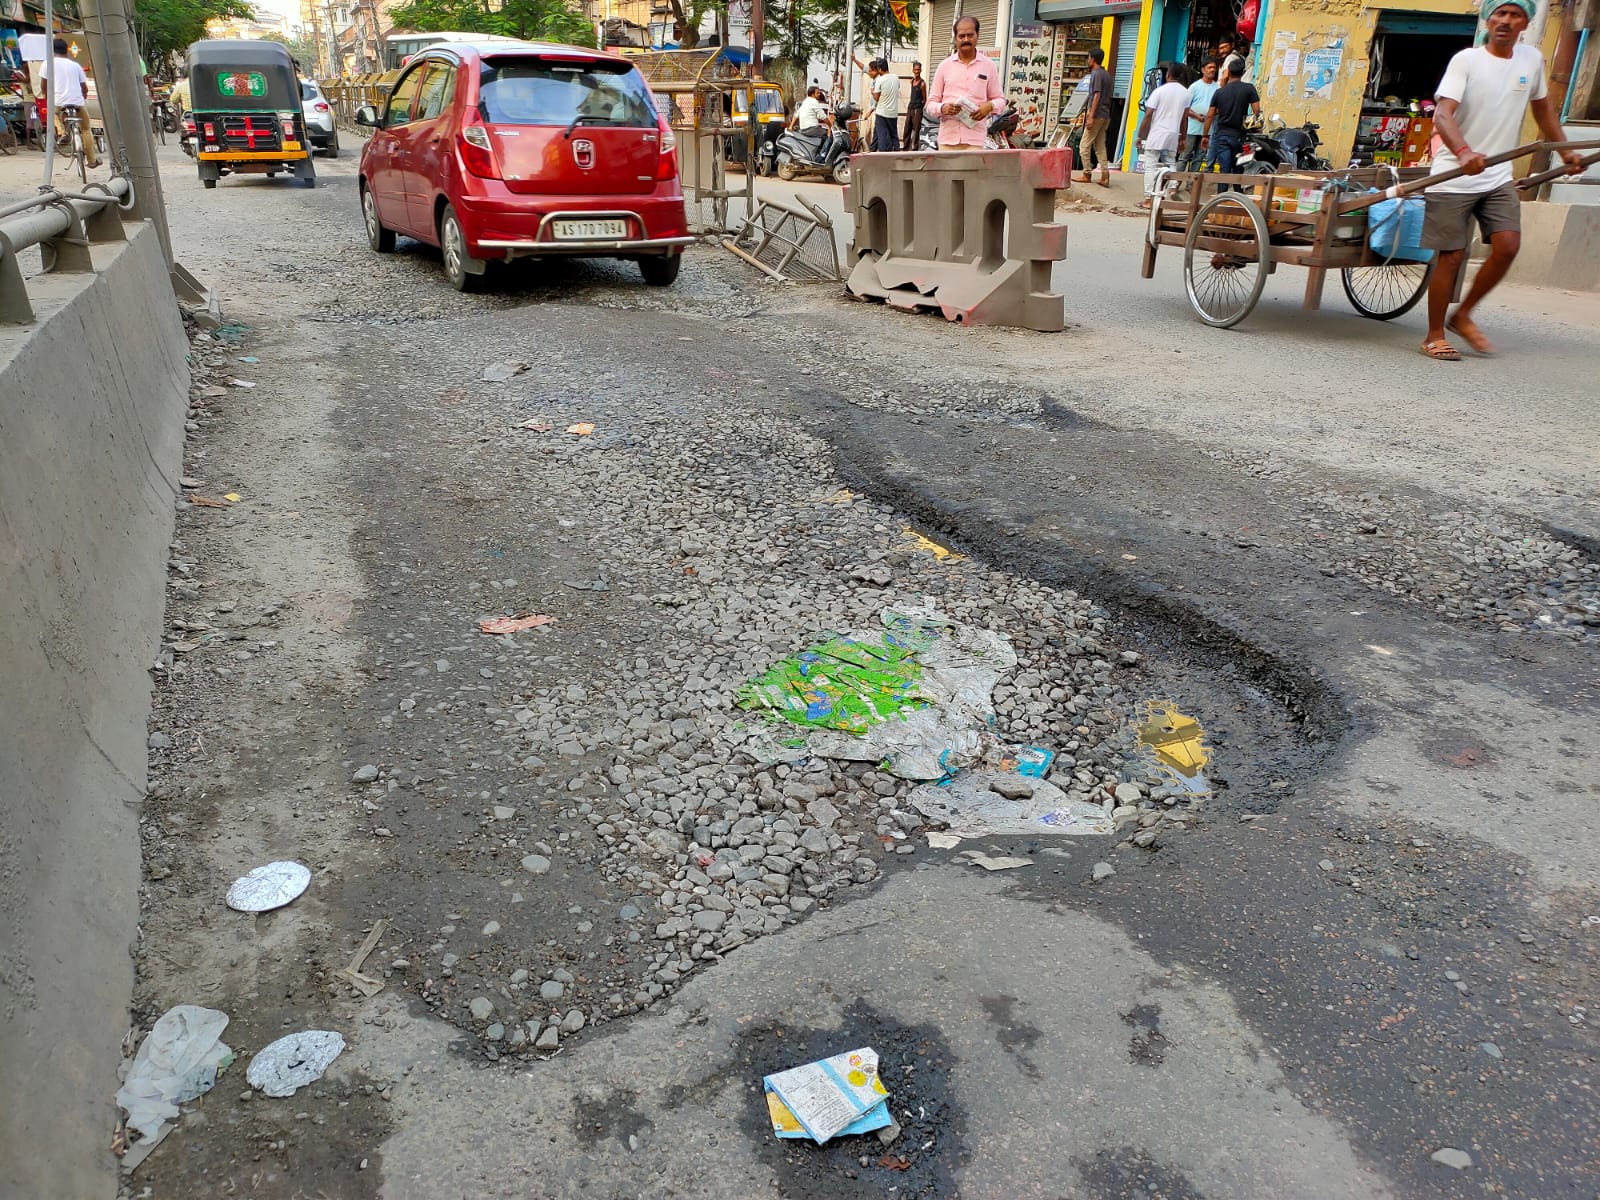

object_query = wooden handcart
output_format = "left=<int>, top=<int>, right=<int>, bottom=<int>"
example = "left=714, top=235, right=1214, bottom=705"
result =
left=1141, top=139, right=1600, bottom=329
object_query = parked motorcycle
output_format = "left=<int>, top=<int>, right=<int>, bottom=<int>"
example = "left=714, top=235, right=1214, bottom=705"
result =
left=773, top=104, right=858, bottom=184
left=179, top=112, right=196, bottom=158
left=918, top=103, right=1020, bottom=152
left=1272, top=115, right=1331, bottom=170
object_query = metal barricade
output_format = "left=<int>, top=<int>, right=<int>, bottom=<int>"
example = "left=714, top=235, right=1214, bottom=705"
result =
left=724, top=195, right=840, bottom=282
left=846, top=148, right=1071, bottom=332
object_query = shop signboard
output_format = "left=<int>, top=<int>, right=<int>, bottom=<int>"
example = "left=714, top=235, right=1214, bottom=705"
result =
left=1007, top=21, right=1056, bottom=141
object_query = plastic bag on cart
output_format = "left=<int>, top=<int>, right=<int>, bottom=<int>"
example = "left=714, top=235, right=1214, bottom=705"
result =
left=1366, top=194, right=1434, bottom=263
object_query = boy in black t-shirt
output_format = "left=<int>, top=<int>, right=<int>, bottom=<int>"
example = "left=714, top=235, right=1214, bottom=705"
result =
left=1200, top=57, right=1260, bottom=176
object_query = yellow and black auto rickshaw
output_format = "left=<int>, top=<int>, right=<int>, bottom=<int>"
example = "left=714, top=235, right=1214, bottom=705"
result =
left=187, top=39, right=314, bottom=189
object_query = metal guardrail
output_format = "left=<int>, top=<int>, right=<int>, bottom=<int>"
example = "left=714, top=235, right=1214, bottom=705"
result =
left=318, top=74, right=397, bottom=127
left=0, top=177, right=133, bottom=324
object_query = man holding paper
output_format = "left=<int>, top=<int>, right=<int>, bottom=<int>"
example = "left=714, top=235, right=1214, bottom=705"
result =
left=928, top=14, right=1006, bottom=150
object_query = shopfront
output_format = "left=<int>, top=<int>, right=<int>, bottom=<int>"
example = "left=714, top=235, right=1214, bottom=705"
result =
left=1251, top=0, right=1567, bottom=170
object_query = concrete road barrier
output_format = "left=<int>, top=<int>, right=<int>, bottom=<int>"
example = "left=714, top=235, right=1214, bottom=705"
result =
left=0, top=221, right=189, bottom=1198
left=846, top=148, right=1071, bottom=331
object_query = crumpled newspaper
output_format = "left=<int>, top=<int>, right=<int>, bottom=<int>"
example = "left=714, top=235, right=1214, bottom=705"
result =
left=247, top=1030, right=346, bottom=1097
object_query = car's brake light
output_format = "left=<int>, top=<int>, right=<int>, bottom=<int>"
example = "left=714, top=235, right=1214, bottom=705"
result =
left=655, top=115, right=678, bottom=181
left=314, top=101, right=330, bottom=112
left=459, top=107, right=501, bottom=179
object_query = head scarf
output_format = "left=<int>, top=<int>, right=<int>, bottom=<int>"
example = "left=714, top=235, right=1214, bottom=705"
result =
left=1482, top=0, right=1535, bottom=21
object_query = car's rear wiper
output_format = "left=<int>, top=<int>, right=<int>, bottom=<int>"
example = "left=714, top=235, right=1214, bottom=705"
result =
left=563, top=113, right=605, bottom=140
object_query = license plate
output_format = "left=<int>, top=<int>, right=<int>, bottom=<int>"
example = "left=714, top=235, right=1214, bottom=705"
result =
left=553, top=219, right=627, bottom=241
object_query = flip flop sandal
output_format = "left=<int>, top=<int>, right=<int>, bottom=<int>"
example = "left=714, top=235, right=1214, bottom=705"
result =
left=1446, top=320, right=1496, bottom=355
left=1421, top=339, right=1462, bottom=361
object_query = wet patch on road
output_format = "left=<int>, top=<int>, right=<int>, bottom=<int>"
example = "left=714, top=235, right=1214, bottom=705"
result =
left=979, top=994, right=1045, bottom=1079
left=1074, top=1146, right=1207, bottom=1200
left=1120, top=1004, right=1170, bottom=1068
left=718, top=1000, right=969, bottom=1200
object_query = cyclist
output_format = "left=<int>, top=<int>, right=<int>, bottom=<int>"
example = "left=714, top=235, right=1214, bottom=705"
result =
left=48, top=38, right=97, bottom=169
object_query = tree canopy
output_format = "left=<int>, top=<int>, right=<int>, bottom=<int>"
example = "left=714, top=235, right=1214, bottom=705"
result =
left=132, top=0, right=256, bottom=71
left=386, top=0, right=596, bottom=48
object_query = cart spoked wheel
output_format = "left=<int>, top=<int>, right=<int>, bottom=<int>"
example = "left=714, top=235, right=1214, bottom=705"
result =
left=1340, top=260, right=1433, bottom=320
left=1183, top=191, right=1271, bottom=328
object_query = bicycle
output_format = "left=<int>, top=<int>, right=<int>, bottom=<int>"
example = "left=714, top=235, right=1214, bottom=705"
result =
left=58, top=103, right=89, bottom=185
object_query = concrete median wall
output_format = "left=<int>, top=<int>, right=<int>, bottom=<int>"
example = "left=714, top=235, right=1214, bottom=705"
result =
left=0, top=223, right=189, bottom=1198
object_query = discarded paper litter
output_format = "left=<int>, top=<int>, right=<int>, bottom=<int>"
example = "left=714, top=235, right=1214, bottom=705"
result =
left=116, top=1005, right=233, bottom=1145
left=763, top=1047, right=891, bottom=1143
left=478, top=613, right=554, bottom=635
left=225, top=861, right=311, bottom=913
left=247, top=1030, right=346, bottom=1097
left=737, top=602, right=1016, bottom=780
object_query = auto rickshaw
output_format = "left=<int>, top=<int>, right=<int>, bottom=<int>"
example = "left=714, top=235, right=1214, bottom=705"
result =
left=187, top=39, right=314, bottom=189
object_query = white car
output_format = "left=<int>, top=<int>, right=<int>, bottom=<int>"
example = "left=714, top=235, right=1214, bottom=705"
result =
left=300, top=79, right=338, bottom=158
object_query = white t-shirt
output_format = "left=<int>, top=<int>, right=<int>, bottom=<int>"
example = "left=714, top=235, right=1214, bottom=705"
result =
left=1431, top=44, right=1547, bottom=193
left=872, top=72, right=901, bottom=119
left=51, top=56, right=89, bottom=108
left=1143, top=80, right=1190, bottom=153
left=796, top=95, right=827, bottom=131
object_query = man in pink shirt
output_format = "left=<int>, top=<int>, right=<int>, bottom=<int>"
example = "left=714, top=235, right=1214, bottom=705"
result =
left=928, top=15, right=1006, bottom=149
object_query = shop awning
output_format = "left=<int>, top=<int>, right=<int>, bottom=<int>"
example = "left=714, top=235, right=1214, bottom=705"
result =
left=1374, top=11, right=1476, bottom=35
left=1037, top=0, right=1140, bottom=19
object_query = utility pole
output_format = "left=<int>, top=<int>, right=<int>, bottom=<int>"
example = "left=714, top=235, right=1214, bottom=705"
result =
left=842, top=0, right=856, bottom=100
left=78, top=0, right=173, bottom=264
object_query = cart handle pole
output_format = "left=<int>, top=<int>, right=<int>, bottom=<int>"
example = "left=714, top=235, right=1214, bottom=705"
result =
left=1517, top=148, right=1600, bottom=190
left=1335, top=138, right=1600, bottom=214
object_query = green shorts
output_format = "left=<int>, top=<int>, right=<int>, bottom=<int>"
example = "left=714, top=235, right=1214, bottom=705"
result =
left=1421, top=184, right=1520, bottom=252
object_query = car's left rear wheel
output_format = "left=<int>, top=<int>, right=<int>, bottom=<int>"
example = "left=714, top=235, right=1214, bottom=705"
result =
left=440, top=205, right=486, bottom=293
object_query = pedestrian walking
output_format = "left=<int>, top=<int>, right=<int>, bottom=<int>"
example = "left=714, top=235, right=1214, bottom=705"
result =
left=1137, top=64, right=1190, bottom=207
left=1180, top=58, right=1220, bottom=172
left=1420, top=0, right=1583, bottom=360
left=928, top=15, right=1006, bottom=151
left=1200, top=57, right=1259, bottom=178
left=1076, top=47, right=1113, bottom=185
left=901, top=61, right=926, bottom=149
left=867, top=59, right=901, bottom=151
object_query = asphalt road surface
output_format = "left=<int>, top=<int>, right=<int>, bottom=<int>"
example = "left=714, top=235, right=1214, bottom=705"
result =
left=127, top=141, right=1598, bottom=1200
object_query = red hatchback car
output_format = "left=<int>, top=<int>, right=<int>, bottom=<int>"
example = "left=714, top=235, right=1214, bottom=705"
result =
left=354, top=40, right=692, bottom=291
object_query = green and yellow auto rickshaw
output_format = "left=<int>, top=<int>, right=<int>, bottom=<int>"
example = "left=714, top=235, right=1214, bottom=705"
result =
left=187, top=39, right=315, bottom=189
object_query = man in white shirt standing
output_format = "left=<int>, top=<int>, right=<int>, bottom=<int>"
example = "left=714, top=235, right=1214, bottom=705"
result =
left=868, top=59, right=901, bottom=152
left=1135, top=64, right=1190, bottom=206
left=47, top=38, right=97, bottom=167
left=1420, top=0, right=1580, bottom=360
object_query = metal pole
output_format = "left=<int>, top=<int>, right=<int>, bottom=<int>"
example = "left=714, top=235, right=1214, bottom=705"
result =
left=41, top=0, right=56, bottom=186
left=80, top=0, right=173, bottom=263
left=843, top=0, right=857, bottom=101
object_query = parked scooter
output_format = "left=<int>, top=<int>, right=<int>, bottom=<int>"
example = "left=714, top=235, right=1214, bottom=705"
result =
left=179, top=112, right=196, bottom=158
left=773, top=103, right=858, bottom=184
left=1237, top=124, right=1292, bottom=173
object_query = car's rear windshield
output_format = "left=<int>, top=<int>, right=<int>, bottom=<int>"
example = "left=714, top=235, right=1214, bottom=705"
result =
left=300, top=81, right=319, bottom=99
left=477, top=58, right=656, bottom=127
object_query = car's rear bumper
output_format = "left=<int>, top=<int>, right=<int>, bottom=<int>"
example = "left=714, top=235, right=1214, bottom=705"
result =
left=454, top=187, right=690, bottom=259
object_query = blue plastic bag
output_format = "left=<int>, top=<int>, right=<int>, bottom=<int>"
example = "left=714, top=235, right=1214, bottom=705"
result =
left=1366, top=194, right=1434, bottom=263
